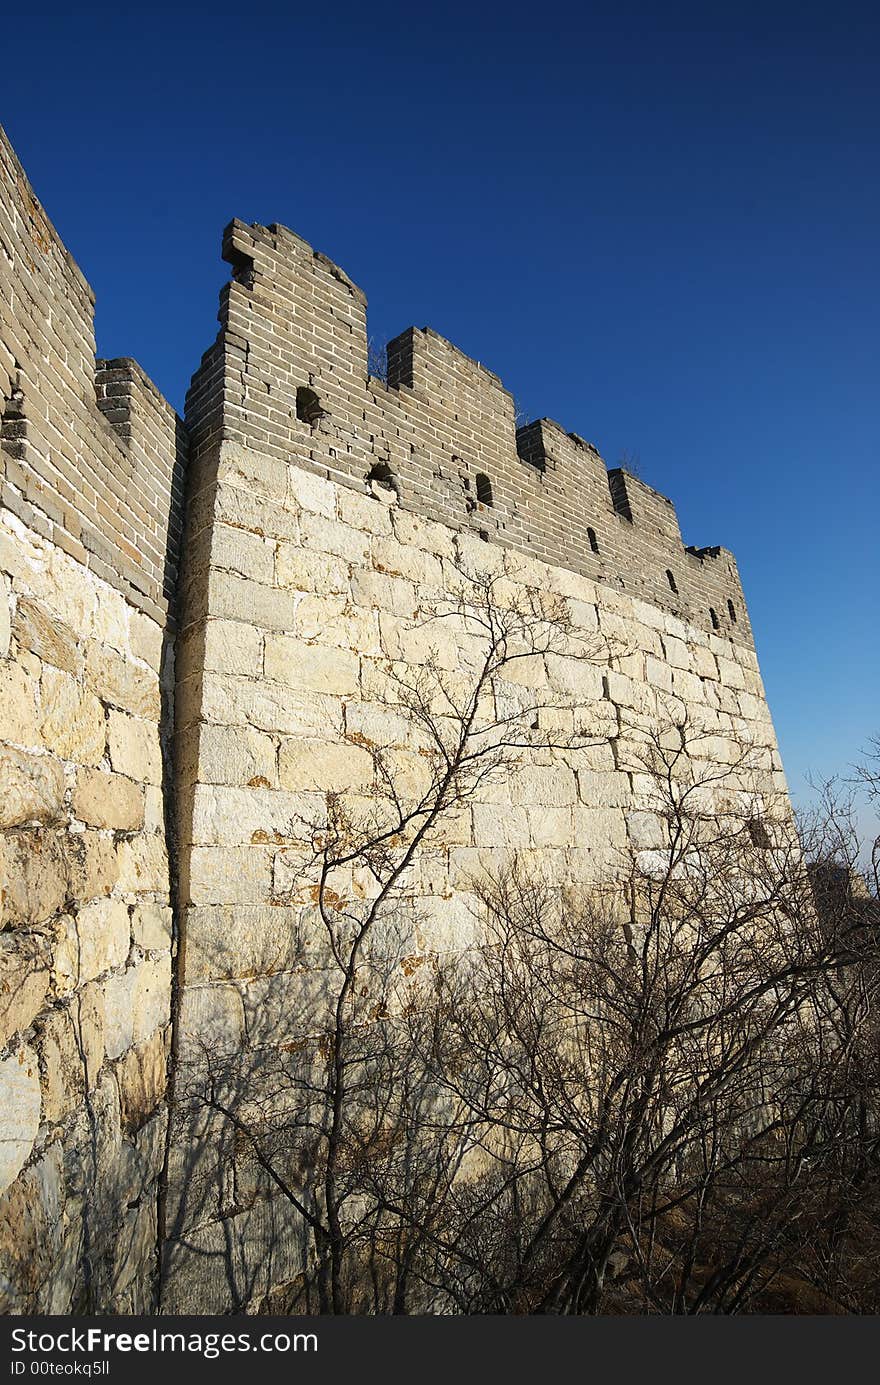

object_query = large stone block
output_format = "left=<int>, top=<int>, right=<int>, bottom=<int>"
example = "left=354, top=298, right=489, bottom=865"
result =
left=286, top=466, right=336, bottom=517
left=75, top=898, right=130, bottom=983
left=187, top=783, right=322, bottom=847
left=337, top=487, right=393, bottom=535
left=178, top=982, right=245, bottom=1057
left=0, top=830, right=69, bottom=929
left=278, top=737, right=374, bottom=794
left=131, top=956, right=171, bottom=1045
left=288, top=594, right=381, bottom=655
left=65, top=829, right=120, bottom=903
left=187, top=722, right=277, bottom=787
left=201, top=618, right=263, bottom=675
left=371, top=536, right=443, bottom=587
left=131, top=903, right=172, bottom=952
left=0, top=574, right=10, bottom=659
left=350, top=567, right=418, bottom=617
left=0, top=663, right=41, bottom=747
left=200, top=674, right=343, bottom=738
left=39, top=667, right=105, bottom=765
left=0, top=932, right=51, bottom=1047
left=209, top=571, right=297, bottom=631
left=83, top=643, right=160, bottom=719
left=183, top=904, right=306, bottom=982
left=510, top=764, right=578, bottom=807
left=210, top=523, right=275, bottom=584
left=37, top=1005, right=86, bottom=1124
left=238, top=967, right=336, bottom=1046
left=107, top=712, right=163, bottom=786
left=264, top=636, right=359, bottom=695
left=12, top=598, right=80, bottom=675
left=299, top=512, right=370, bottom=565
left=117, top=1030, right=168, bottom=1132
left=184, top=845, right=274, bottom=907
left=216, top=441, right=290, bottom=499
left=115, top=834, right=169, bottom=894
left=73, top=769, right=145, bottom=831
left=0, top=1046, right=41, bottom=1196
left=275, top=543, right=350, bottom=595
left=0, top=746, right=64, bottom=828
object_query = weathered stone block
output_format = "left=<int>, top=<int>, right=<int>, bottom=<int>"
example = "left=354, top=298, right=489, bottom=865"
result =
left=107, top=711, right=163, bottom=785
left=0, top=1046, right=41, bottom=1196
left=286, top=466, right=336, bottom=517
left=178, top=983, right=245, bottom=1056
left=187, top=722, right=277, bottom=788
left=0, top=830, right=69, bottom=929
left=299, top=512, right=370, bottom=565
left=217, top=441, right=290, bottom=498
left=275, top=543, right=350, bottom=594
left=117, top=1030, right=167, bottom=1132
left=210, top=523, right=275, bottom=584
left=12, top=598, right=80, bottom=675
left=65, top=829, right=119, bottom=903
left=75, top=898, right=130, bottom=983
left=131, top=956, right=171, bottom=1045
left=187, top=783, right=321, bottom=847
left=184, top=845, right=274, bottom=907
left=39, top=667, right=105, bottom=765
left=131, top=903, right=172, bottom=951
left=238, top=967, right=336, bottom=1046
left=129, top=612, right=164, bottom=673
left=0, top=932, right=50, bottom=1046
left=88, top=584, right=131, bottom=654
left=350, top=567, right=418, bottom=617
left=264, top=636, right=359, bottom=695
left=200, top=674, right=343, bottom=738
left=511, top=764, right=578, bottom=807
left=209, top=571, right=297, bottom=631
left=73, top=769, right=145, bottom=831
left=115, top=834, right=169, bottom=894
left=337, top=487, right=393, bottom=535
left=0, top=746, right=64, bottom=828
left=0, top=574, right=10, bottom=659
left=83, top=642, right=160, bottom=718
left=183, top=904, right=306, bottom=982
left=0, top=663, right=41, bottom=747
left=289, top=594, right=382, bottom=655
left=278, top=737, right=374, bottom=794
left=38, top=1005, right=86, bottom=1124
left=203, top=618, right=263, bottom=675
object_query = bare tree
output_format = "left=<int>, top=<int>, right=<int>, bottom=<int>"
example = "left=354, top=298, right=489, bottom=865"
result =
left=413, top=722, right=880, bottom=1313
left=181, top=571, right=605, bottom=1312
left=176, top=574, right=880, bottom=1314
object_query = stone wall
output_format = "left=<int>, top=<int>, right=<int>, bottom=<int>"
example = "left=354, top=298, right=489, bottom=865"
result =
left=167, top=440, right=785, bottom=1309
left=0, top=123, right=791, bottom=1315
left=0, top=128, right=181, bottom=1311
left=164, top=217, right=787, bottom=1307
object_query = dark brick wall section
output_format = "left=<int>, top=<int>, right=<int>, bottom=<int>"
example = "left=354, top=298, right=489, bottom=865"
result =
left=0, top=127, right=187, bottom=624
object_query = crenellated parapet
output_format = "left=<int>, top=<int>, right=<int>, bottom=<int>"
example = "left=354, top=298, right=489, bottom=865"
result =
left=0, top=127, right=187, bottom=624
left=185, top=218, right=750, bottom=645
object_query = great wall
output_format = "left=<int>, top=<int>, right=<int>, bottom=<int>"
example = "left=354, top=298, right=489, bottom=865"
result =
left=0, top=124, right=789, bottom=1312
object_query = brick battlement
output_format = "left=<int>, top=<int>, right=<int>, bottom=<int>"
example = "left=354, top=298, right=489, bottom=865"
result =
left=185, top=217, right=752, bottom=646
left=0, top=127, right=186, bottom=624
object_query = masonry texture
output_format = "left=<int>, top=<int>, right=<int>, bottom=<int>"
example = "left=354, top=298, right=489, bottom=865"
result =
left=0, top=126, right=788, bottom=1313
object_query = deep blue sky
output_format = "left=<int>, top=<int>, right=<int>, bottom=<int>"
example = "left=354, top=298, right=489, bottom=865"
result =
left=4, top=1, right=878, bottom=836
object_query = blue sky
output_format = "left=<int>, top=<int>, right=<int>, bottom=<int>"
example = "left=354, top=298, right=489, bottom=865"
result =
left=4, top=1, right=878, bottom=836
